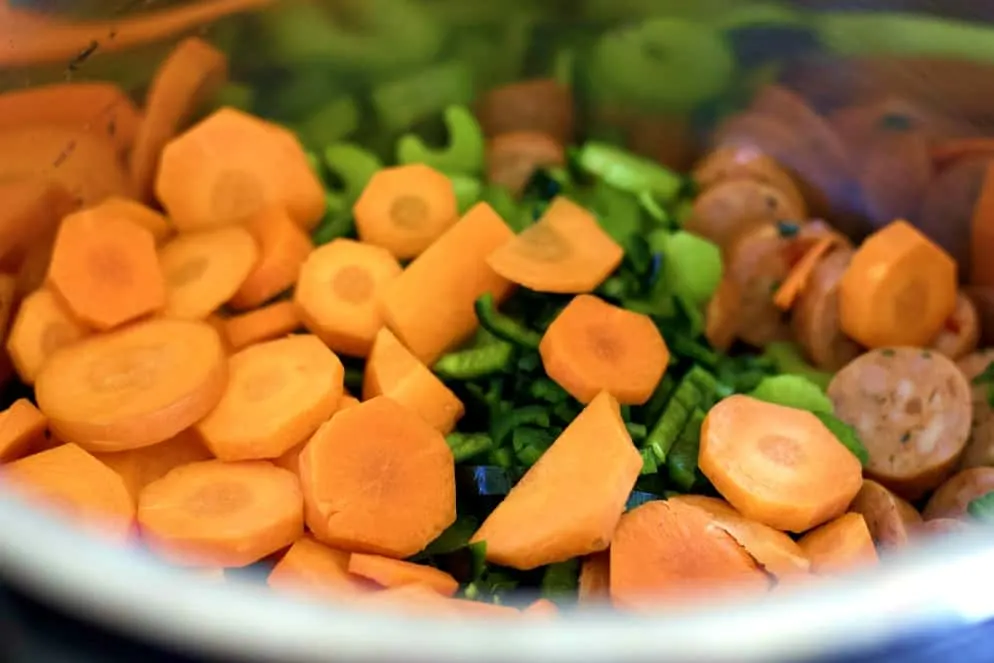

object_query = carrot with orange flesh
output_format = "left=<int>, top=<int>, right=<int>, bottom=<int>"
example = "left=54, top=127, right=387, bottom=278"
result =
left=229, top=207, right=313, bottom=310
left=381, top=202, right=515, bottom=365
left=0, top=180, right=77, bottom=272
left=578, top=551, right=610, bottom=604
left=15, top=235, right=57, bottom=299
left=0, top=399, right=48, bottom=464
left=798, top=513, right=879, bottom=576
left=6, top=287, right=91, bottom=385
left=610, top=500, right=770, bottom=609
left=486, top=131, right=566, bottom=197
left=131, top=37, right=228, bottom=202
left=773, top=236, right=847, bottom=310
left=94, top=429, right=212, bottom=504
left=486, top=196, right=624, bottom=294
left=523, top=598, right=559, bottom=617
left=90, top=197, right=174, bottom=245
left=158, top=226, right=259, bottom=320
left=539, top=294, right=669, bottom=405
left=2, top=443, right=133, bottom=543
left=46, top=209, right=166, bottom=331
left=155, top=108, right=325, bottom=231
left=932, top=138, right=994, bottom=171
left=223, top=301, right=301, bottom=351
left=363, top=328, right=464, bottom=434
left=0, top=273, right=16, bottom=337
left=361, top=584, right=519, bottom=618
left=273, top=395, right=360, bottom=477
left=268, top=535, right=366, bottom=597
left=353, top=164, right=459, bottom=260
left=970, top=164, right=994, bottom=287
left=299, top=396, right=456, bottom=558
left=839, top=220, right=957, bottom=349
left=347, top=553, right=460, bottom=597
left=699, top=395, right=864, bottom=533
left=137, top=459, right=303, bottom=567
left=35, top=318, right=227, bottom=452
left=471, top=391, right=641, bottom=569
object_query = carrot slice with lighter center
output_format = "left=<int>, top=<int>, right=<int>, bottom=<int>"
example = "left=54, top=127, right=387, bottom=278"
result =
left=223, top=301, right=301, bottom=351
left=35, top=318, right=227, bottom=452
left=0, top=398, right=48, bottom=464
left=196, top=335, right=344, bottom=461
left=6, top=287, right=91, bottom=385
left=347, top=553, right=459, bottom=596
left=486, top=196, right=624, bottom=293
left=268, top=535, right=365, bottom=597
left=90, top=197, right=174, bottom=245
left=273, top=395, right=360, bottom=478
left=798, top=512, right=878, bottom=576
left=699, top=395, right=864, bottom=533
left=470, top=391, right=641, bottom=570
left=158, top=226, right=259, bottom=320
left=229, top=207, right=313, bottom=310
left=95, top=428, right=212, bottom=504
left=137, top=459, right=303, bottom=568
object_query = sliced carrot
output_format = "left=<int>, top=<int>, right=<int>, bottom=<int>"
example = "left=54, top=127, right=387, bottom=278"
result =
left=295, top=238, right=401, bottom=358
left=932, top=138, right=994, bottom=171
left=268, top=535, right=366, bottom=597
left=363, top=328, right=464, bottom=434
left=523, top=598, right=559, bottom=617
left=610, top=500, right=770, bottom=609
left=90, top=197, right=174, bottom=245
left=0, top=399, right=48, bottom=464
left=94, top=429, right=213, bottom=504
left=0, top=179, right=78, bottom=272
left=15, top=233, right=57, bottom=299
left=223, top=301, right=301, bottom=351
left=471, top=391, right=641, bottom=569
left=487, top=196, right=624, bottom=294
left=839, top=220, right=957, bottom=349
left=353, top=164, right=459, bottom=260
left=156, top=108, right=325, bottom=231
left=35, top=318, right=227, bottom=452
left=158, top=226, right=259, bottom=320
left=699, top=395, right=864, bottom=533
left=798, top=513, right=879, bottom=576
left=668, top=495, right=811, bottom=579
left=381, top=202, right=515, bottom=365
left=347, top=553, right=459, bottom=597
left=2, top=443, right=133, bottom=543
left=138, top=459, right=303, bottom=567
left=47, top=209, right=166, bottom=331
left=773, top=236, right=846, bottom=310
left=299, top=396, right=456, bottom=558
left=539, top=294, right=669, bottom=405
left=361, top=585, right=520, bottom=618
left=196, top=334, right=343, bottom=461
left=229, top=207, right=313, bottom=310
left=578, top=551, right=610, bottom=604
left=486, top=131, right=566, bottom=197
left=0, top=82, right=141, bottom=154
left=0, top=273, right=16, bottom=337
left=6, top=287, right=91, bottom=385
left=970, top=163, right=994, bottom=287
left=131, top=37, right=229, bottom=202
left=273, top=395, right=360, bottom=477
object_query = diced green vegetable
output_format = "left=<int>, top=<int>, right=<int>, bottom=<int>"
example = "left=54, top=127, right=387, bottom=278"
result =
left=434, top=342, right=514, bottom=380
left=449, top=173, right=483, bottom=214
left=812, top=411, right=870, bottom=466
left=967, top=492, right=994, bottom=523
left=322, top=143, right=384, bottom=210
left=667, top=408, right=706, bottom=492
left=423, top=516, right=480, bottom=556
left=396, top=105, right=485, bottom=174
left=445, top=432, right=494, bottom=462
left=749, top=374, right=834, bottom=414
left=659, top=230, right=723, bottom=308
left=573, top=141, right=683, bottom=202
left=492, top=406, right=550, bottom=448
left=512, top=427, right=554, bottom=466
left=640, top=447, right=658, bottom=475
left=295, top=96, right=360, bottom=147
left=540, top=558, right=579, bottom=599
left=371, top=60, right=475, bottom=133
left=762, top=342, right=834, bottom=391
left=474, top=293, right=542, bottom=349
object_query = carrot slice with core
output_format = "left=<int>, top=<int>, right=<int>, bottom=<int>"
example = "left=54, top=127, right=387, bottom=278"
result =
left=94, top=429, right=213, bottom=504
left=223, top=301, right=301, bottom=351
left=268, top=535, right=365, bottom=597
left=34, top=318, right=227, bottom=452
left=229, top=207, right=313, bottom=310
left=0, top=399, right=48, bottom=464
left=347, top=553, right=459, bottom=596
left=798, top=512, right=879, bottom=576
left=273, top=395, right=360, bottom=478
left=137, top=459, right=303, bottom=567
left=6, top=287, right=91, bottom=385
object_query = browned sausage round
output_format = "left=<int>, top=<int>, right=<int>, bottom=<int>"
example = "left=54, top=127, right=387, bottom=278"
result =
left=955, top=349, right=994, bottom=470
left=965, top=286, right=994, bottom=347
left=827, top=347, right=973, bottom=500
left=848, top=479, right=922, bottom=551
left=485, top=131, right=565, bottom=197
left=692, top=146, right=806, bottom=213
left=686, top=177, right=806, bottom=252
left=705, top=275, right=742, bottom=353
left=930, top=292, right=981, bottom=361
left=918, top=156, right=992, bottom=279
left=923, top=467, right=994, bottom=520
left=475, top=79, right=574, bottom=146
left=828, top=96, right=977, bottom=149
left=791, top=247, right=864, bottom=371
left=854, top=130, right=933, bottom=230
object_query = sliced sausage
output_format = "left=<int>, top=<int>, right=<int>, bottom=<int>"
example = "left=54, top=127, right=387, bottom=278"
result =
left=692, top=146, right=806, bottom=213
left=930, top=292, right=980, bottom=361
left=922, top=467, right=994, bottom=520
left=918, top=155, right=992, bottom=278
left=791, top=247, right=864, bottom=371
left=705, top=275, right=742, bottom=353
left=485, top=131, right=565, bottom=197
left=848, top=479, right=922, bottom=551
left=475, top=79, right=574, bottom=146
left=828, top=96, right=976, bottom=151
left=854, top=130, right=933, bottom=230
left=955, top=349, right=994, bottom=470
left=965, top=286, right=994, bottom=347
left=827, top=347, right=973, bottom=500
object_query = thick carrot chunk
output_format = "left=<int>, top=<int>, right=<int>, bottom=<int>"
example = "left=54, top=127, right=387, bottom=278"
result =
left=95, top=429, right=213, bottom=504
left=230, top=207, right=313, bottom=310
left=0, top=399, right=48, bottom=464
left=6, top=288, right=90, bottom=385
left=347, top=553, right=459, bottom=596
left=799, top=512, right=879, bottom=576
left=268, top=535, right=365, bottom=597
left=223, top=301, right=301, bottom=351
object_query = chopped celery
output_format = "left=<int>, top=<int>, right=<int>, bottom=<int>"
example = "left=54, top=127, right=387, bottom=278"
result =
left=474, top=293, right=542, bottom=349
left=397, top=105, right=485, bottom=174
left=449, top=173, right=483, bottom=214
left=371, top=60, right=475, bottom=133
left=445, top=432, right=494, bottom=463
left=574, top=141, right=683, bottom=203
left=749, top=374, right=833, bottom=414
left=667, top=408, right=706, bottom=492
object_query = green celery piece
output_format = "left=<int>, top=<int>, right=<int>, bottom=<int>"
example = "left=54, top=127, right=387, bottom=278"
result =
left=295, top=97, right=360, bottom=148
left=540, top=558, right=580, bottom=599
left=450, top=173, right=483, bottom=214
left=322, top=143, right=384, bottom=211
left=397, top=105, right=485, bottom=174
left=423, top=516, right=480, bottom=555
left=474, top=293, right=542, bottom=349
left=762, top=342, right=834, bottom=391
left=434, top=343, right=514, bottom=380
left=812, top=411, right=870, bottom=466
left=371, top=60, right=475, bottom=133
left=667, top=408, right=706, bottom=492
left=481, top=184, right=528, bottom=231
left=660, top=230, right=723, bottom=308
left=445, top=433, right=494, bottom=463
left=575, top=141, right=683, bottom=203
left=749, top=374, right=833, bottom=414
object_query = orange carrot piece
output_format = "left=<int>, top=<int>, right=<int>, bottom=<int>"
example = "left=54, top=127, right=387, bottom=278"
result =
left=196, top=334, right=343, bottom=461
left=131, top=37, right=228, bottom=202
left=94, top=429, right=213, bottom=504
left=47, top=209, right=166, bottom=330
left=699, top=395, right=864, bottom=533
left=363, top=328, right=464, bottom=434
left=268, top=535, right=365, bottom=597
left=381, top=203, right=515, bottom=365
left=839, top=220, right=957, bottom=348
left=523, top=598, right=559, bottom=617
left=138, top=459, right=303, bottom=567
left=6, top=287, right=91, bottom=385
left=932, top=138, right=994, bottom=171
left=15, top=233, right=57, bottom=299
left=90, top=197, right=174, bottom=245
left=486, top=196, right=624, bottom=294
left=539, top=294, right=669, bottom=405
left=155, top=108, right=325, bottom=231
left=158, top=226, right=259, bottom=320
left=773, top=236, right=846, bottom=310
left=486, top=131, right=566, bottom=197
left=610, top=500, right=770, bottom=609
left=273, top=395, right=360, bottom=477
left=798, top=513, right=879, bottom=576
left=971, top=163, right=994, bottom=287
left=223, top=301, right=301, bottom=351
left=0, top=399, right=48, bottom=464
left=578, top=551, right=611, bottom=604
left=2, top=443, right=133, bottom=542
left=299, top=396, right=456, bottom=558
left=229, top=207, right=313, bottom=310
left=0, top=273, right=16, bottom=337
left=35, top=318, right=227, bottom=452
left=347, top=553, right=459, bottom=597
left=353, top=164, right=459, bottom=260
left=471, top=391, right=641, bottom=569
left=0, top=179, right=78, bottom=272
left=0, top=82, right=141, bottom=154
left=295, top=238, right=401, bottom=357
